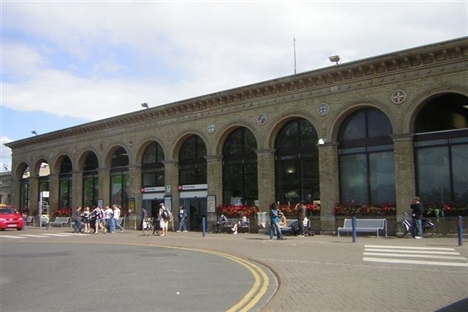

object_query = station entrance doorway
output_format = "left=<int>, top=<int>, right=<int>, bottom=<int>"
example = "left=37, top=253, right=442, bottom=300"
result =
left=179, top=197, right=207, bottom=231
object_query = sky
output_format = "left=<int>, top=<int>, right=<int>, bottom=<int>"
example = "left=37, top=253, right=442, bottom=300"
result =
left=1, top=0, right=467, bottom=172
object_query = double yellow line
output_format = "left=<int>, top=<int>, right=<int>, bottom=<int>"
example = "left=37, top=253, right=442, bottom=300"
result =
left=160, top=245, right=271, bottom=312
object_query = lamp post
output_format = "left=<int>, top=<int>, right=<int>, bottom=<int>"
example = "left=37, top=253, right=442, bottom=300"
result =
left=328, top=55, right=341, bottom=65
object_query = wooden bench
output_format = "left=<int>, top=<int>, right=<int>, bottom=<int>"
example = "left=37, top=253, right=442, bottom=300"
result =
left=337, top=218, right=387, bottom=237
left=47, top=217, right=71, bottom=228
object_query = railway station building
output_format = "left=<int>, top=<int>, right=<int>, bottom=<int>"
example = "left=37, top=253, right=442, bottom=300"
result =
left=5, top=37, right=468, bottom=231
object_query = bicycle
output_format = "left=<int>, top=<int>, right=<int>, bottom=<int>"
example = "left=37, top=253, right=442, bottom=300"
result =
left=142, top=217, right=159, bottom=236
left=393, top=212, right=435, bottom=238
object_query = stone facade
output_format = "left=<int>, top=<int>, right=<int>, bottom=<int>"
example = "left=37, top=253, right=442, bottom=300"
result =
left=5, top=37, right=468, bottom=229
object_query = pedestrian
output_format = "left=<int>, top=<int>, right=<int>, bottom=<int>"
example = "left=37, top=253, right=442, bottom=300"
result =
left=83, top=207, right=91, bottom=233
left=159, top=203, right=171, bottom=237
left=104, top=205, right=115, bottom=233
left=177, top=205, right=188, bottom=232
left=269, top=203, right=286, bottom=240
left=92, top=206, right=105, bottom=234
left=112, top=205, right=124, bottom=232
left=410, top=196, right=424, bottom=239
left=294, top=201, right=307, bottom=237
left=73, top=207, right=83, bottom=233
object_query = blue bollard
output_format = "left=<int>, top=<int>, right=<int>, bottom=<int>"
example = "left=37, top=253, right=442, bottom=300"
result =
left=202, top=217, right=206, bottom=237
left=457, top=216, right=463, bottom=246
left=352, top=216, right=357, bottom=243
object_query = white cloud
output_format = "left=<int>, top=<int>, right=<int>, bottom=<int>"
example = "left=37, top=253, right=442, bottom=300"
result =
left=0, top=137, right=13, bottom=172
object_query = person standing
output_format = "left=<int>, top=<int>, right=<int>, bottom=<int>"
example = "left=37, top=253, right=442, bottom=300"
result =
left=112, top=205, right=124, bottom=233
left=105, top=205, right=115, bottom=234
left=294, top=201, right=307, bottom=237
left=159, top=203, right=171, bottom=236
left=269, top=203, right=286, bottom=240
left=410, top=197, right=424, bottom=239
left=177, top=205, right=188, bottom=232
left=73, top=207, right=83, bottom=233
left=92, top=206, right=105, bottom=234
left=82, top=207, right=91, bottom=233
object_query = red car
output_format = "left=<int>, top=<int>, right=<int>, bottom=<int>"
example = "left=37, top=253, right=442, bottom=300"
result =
left=0, top=204, right=24, bottom=231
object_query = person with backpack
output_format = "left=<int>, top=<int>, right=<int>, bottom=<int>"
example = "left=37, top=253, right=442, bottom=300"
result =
left=158, top=203, right=172, bottom=236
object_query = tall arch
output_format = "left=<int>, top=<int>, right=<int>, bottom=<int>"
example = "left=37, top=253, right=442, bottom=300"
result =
left=141, top=141, right=165, bottom=188
left=222, top=127, right=258, bottom=206
left=109, top=146, right=129, bottom=208
left=178, top=135, right=207, bottom=185
left=413, top=93, right=468, bottom=206
left=57, top=155, right=73, bottom=209
left=16, top=162, right=30, bottom=213
left=274, top=118, right=319, bottom=204
left=338, top=107, right=394, bottom=205
left=80, top=151, right=99, bottom=208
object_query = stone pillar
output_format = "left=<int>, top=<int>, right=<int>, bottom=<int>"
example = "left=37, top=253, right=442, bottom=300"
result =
left=29, top=175, right=39, bottom=221
left=206, top=155, right=223, bottom=208
left=127, top=165, right=141, bottom=230
left=72, top=171, right=83, bottom=208
left=48, top=173, right=60, bottom=212
left=10, top=178, right=21, bottom=210
left=257, top=149, right=276, bottom=212
left=98, top=168, right=110, bottom=206
left=392, top=133, right=416, bottom=219
left=317, top=142, right=340, bottom=232
left=127, top=165, right=142, bottom=209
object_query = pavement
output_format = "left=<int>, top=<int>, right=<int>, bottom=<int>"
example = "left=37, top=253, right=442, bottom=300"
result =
left=4, top=226, right=468, bottom=312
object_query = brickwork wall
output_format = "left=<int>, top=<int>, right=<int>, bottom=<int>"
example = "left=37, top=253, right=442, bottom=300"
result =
left=6, top=38, right=468, bottom=220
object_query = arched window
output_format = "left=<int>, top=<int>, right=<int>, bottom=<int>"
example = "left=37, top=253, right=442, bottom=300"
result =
left=110, top=147, right=129, bottom=208
left=59, top=156, right=73, bottom=209
left=222, top=128, right=258, bottom=205
left=338, top=108, right=394, bottom=205
left=179, top=135, right=207, bottom=185
left=19, top=164, right=30, bottom=213
left=142, top=142, right=165, bottom=187
left=82, top=152, right=99, bottom=208
left=275, top=119, right=319, bottom=204
left=414, top=93, right=468, bottom=205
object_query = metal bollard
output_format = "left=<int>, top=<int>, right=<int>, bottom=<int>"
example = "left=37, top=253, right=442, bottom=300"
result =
left=352, top=216, right=357, bottom=243
left=457, top=216, right=463, bottom=246
left=202, top=217, right=206, bottom=237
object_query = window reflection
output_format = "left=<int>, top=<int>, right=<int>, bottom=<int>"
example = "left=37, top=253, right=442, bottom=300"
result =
left=338, top=108, right=395, bottom=205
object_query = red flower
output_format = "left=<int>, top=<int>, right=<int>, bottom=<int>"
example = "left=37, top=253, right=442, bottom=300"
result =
left=52, top=208, right=72, bottom=217
left=217, top=205, right=258, bottom=218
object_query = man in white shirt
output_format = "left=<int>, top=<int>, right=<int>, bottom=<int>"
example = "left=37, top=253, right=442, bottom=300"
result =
left=113, top=205, right=124, bottom=232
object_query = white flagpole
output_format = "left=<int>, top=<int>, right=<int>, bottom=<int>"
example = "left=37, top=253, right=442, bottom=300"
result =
left=293, top=37, right=297, bottom=74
